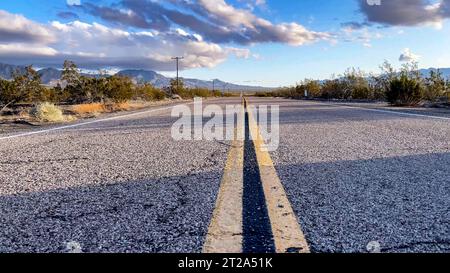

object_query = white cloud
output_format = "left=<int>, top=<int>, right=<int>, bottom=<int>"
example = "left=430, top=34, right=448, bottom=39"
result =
left=195, top=0, right=330, bottom=46
left=0, top=10, right=250, bottom=71
left=0, top=44, right=58, bottom=56
left=0, top=10, right=55, bottom=43
left=399, top=48, right=421, bottom=62
left=67, top=0, right=81, bottom=6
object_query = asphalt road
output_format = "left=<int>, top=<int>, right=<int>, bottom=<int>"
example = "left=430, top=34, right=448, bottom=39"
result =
left=0, top=97, right=449, bottom=253
left=0, top=99, right=234, bottom=253
left=248, top=98, right=450, bottom=253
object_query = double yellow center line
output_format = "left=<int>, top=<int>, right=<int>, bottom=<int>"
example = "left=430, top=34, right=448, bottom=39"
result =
left=203, top=98, right=310, bottom=253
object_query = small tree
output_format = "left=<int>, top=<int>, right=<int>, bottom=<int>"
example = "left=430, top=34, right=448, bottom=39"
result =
left=61, top=60, right=86, bottom=103
left=61, top=60, right=81, bottom=87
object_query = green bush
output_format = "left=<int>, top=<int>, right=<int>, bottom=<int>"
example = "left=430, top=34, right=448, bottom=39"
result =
left=1, top=78, right=16, bottom=111
left=105, top=75, right=134, bottom=103
left=386, top=73, right=423, bottom=106
left=136, top=84, right=166, bottom=101
left=351, top=86, right=371, bottom=100
left=321, top=79, right=347, bottom=99
left=424, top=70, right=446, bottom=102
left=192, top=88, right=213, bottom=98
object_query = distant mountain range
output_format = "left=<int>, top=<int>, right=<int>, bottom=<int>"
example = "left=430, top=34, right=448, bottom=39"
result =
left=419, top=68, right=450, bottom=78
left=0, top=63, right=271, bottom=92
left=1, top=63, right=449, bottom=91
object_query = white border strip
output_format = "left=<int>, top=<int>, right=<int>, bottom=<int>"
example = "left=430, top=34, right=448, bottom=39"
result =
left=332, top=104, right=450, bottom=121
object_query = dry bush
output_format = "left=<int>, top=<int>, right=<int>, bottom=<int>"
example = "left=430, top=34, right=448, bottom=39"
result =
left=31, top=102, right=65, bottom=122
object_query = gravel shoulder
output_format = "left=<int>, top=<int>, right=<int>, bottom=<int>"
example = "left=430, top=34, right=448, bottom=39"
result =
left=0, top=99, right=190, bottom=136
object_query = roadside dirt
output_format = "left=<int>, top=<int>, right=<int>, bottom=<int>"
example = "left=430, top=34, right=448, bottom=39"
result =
left=0, top=99, right=187, bottom=135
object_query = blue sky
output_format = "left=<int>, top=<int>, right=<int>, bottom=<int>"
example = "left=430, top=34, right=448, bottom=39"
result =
left=1, top=0, right=450, bottom=87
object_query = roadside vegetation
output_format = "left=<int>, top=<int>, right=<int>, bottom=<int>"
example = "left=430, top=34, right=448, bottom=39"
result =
left=0, top=60, right=232, bottom=123
left=260, top=61, right=449, bottom=106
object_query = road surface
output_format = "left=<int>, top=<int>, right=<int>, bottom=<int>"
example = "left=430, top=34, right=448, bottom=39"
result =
left=0, top=97, right=448, bottom=253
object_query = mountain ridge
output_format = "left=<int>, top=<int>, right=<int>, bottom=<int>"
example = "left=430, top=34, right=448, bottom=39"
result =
left=2, top=63, right=449, bottom=91
left=0, top=63, right=271, bottom=92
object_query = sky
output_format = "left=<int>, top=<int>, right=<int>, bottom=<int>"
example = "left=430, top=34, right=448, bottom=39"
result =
left=0, top=0, right=450, bottom=87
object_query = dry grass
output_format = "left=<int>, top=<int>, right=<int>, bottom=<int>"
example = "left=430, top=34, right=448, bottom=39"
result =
left=110, top=102, right=131, bottom=111
left=70, top=101, right=149, bottom=118
left=71, top=103, right=106, bottom=115
left=106, top=101, right=149, bottom=112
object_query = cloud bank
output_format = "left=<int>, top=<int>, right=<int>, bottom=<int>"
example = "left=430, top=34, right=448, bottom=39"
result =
left=0, top=0, right=329, bottom=71
left=358, top=0, right=450, bottom=28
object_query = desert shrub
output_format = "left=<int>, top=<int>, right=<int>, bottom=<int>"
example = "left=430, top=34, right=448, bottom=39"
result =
left=136, top=84, right=166, bottom=101
left=424, top=70, right=446, bottom=102
left=81, top=76, right=108, bottom=103
left=105, top=75, right=134, bottom=102
left=0, top=78, right=16, bottom=112
left=173, top=85, right=220, bottom=99
left=52, top=84, right=71, bottom=103
left=386, top=63, right=424, bottom=106
left=341, top=68, right=372, bottom=99
left=255, top=92, right=273, bottom=97
left=223, top=92, right=238, bottom=97
left=170, top=78, right=185, bottom=96
left=31, top=102, right=65, bottom=122
left=351, top=85, right=371, bottom=99
left=273, top=87, right=296, bottom=98
left=37, top=87, right=60, bottom=103
left=321, top=79, right=347, bottom=99
left=1, top=66, right=44, bottom=109
left=387, top=74, right=423, bottom=106
left=304, top=80, right=322, bottom=98
left=191, top=88, right=212, bottom=98
left=212, top=90, right=223, bottom=97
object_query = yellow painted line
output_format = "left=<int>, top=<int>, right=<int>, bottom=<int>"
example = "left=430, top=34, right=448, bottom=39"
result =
left=203, top=102, right=245, bottom=253
left=246, top=98, right=310, bottom=253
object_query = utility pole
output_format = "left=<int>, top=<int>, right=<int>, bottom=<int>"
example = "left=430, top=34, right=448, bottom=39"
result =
left=172, top=56, right=184, bottom=96
left=222, top=83, right=229, bottom=97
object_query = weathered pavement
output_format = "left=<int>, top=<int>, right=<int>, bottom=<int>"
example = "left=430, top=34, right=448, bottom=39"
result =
left=0, top=99, right=235, bottom=253
left=0, top=97, right=449, bottom=253
left=248, top=98, right=450, bottom=253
